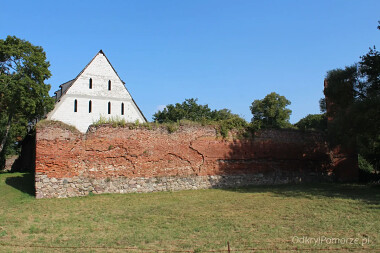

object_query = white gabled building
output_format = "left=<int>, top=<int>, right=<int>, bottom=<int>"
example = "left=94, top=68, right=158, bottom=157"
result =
left=47, top=50, right=147, bottom=133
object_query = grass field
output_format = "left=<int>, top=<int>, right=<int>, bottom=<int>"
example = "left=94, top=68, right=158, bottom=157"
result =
left=0, top=172, right=379, bottom=252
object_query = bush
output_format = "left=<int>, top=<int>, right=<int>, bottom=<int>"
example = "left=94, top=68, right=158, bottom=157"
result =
left=358, top=154, right=374, bottom=173
left=218, top=116, right=248, bottom=138
left=358, top=154, right=380, bottom=183
left=166, top=122, right=179, bottom=133
left=295, top=114, right=327, bottom=131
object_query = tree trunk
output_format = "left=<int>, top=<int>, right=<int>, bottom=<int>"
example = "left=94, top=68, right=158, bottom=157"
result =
left=0, top=115, right=12, bottom=154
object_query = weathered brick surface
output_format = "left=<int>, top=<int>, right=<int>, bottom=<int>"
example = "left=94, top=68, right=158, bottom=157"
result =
left=35, top=123, right=357, bottom=198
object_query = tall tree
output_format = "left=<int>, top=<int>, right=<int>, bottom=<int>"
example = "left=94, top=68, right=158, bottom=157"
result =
left=0, top=36, right=54, bottom=155
left=250, top=92, right=292, bottom=129
left=324, top=66, right=358, bottom=116
left=357, top=46, right=380, bottom=170
left=295, top=114, right=327, bottom=132
left=359, top=47, right=380, bottom=98
left=323, top=24, right=380, bottom=170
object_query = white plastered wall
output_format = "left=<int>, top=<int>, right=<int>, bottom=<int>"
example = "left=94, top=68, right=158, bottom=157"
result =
left=47, top=53, right=146, bottom=133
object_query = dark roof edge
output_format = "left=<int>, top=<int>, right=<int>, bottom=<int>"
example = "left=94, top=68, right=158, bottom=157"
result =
left=58, top=78, right=75, bottom=88
left=101, top=50, right=125, bottom=86
left=102, top=51, right=147, bottom=122
left=132, top=97, right=148, bottom=123
left=56, top=51, right=102, bottom=98
left=123, top=85, right=147, bottom=122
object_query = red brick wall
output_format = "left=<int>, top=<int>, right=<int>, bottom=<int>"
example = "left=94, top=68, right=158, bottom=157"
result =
left=36, top=122, right=357, bottom=181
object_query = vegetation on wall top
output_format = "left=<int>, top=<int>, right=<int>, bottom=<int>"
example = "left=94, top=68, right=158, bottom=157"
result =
left=36, top=120, right=81, bottom=134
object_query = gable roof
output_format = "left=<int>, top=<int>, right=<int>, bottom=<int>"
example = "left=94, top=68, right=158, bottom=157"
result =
left=54, top=79, right=74, bottom=100
left=53, top=50, right=147, bottom=122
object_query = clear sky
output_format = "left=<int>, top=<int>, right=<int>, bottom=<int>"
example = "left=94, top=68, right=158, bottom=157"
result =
left=1, top=0, right=379, bottom=123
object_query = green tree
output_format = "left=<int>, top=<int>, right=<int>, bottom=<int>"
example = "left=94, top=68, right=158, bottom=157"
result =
left=323, top=27, right=380, bottom=171
left=153, top=98, right=239, bottom=123
left=295, top=114, right=327, bottom=131
left=0, top=36, right=54, bottom=158
left=249, top=92, right=292, bottom=129
left=359, top=47, right=380, bottom=98
left=324, top=66, right=358, bottom=114
left=356, top=46, right=380, bottom=171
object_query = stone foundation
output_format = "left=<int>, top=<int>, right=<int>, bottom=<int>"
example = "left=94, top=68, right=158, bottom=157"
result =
left=35, top=171, right=330, bottom=199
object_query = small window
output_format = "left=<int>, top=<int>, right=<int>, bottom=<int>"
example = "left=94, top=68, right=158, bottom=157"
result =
left=89, top=78, right=92, bottom=89
left=108, top=80, right=111, bottom=90
left=89, top=100, right=92, bottom=113
left=108, top=102, right=111, bottom=114
left=121, top=103, right=124, bottom=115
left=74, top=99, right=77, bottom=112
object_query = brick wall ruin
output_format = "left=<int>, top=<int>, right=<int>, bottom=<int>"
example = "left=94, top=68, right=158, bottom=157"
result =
left=35, top=122, right=358, bottom=198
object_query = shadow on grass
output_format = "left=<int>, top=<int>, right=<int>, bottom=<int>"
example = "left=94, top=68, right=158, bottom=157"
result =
left=225, top=183, right=380, bottom=206
left=5, top=173, right=35, bottom=196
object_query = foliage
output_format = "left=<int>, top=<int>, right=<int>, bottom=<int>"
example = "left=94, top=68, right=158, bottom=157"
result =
left=0, top=114, right=21, bottom=162
left=152, top=98, right=240, bottom=123
left=323, top=25, right=380, bottom=171
left=358, top=47, right=380, bottom=99
left=166, top=122, right=179, bottom=133
left=142, top=122, right=153, bottom=130
left=319, top=98, right=326, bottom=113
left=358, top=154, right=374, bottom=173
left=323, top=67, right=358, bottom=147
left=295, top=114, right=327, bottom=132
left=210, top=108, right=238, bottom=121
left=324, top=66, right=358, bottom=116
left=358, top=154, right=380, bottom=183
left=249, top=92, right=292, bottom=130
left=219, top=115, right=248, bottom=138
left=0, top=36, right=54, bottom=164
left=153, top=98, right=247, bottom=137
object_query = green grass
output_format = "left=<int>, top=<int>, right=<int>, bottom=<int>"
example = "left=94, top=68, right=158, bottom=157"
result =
left=0, top=173, right=379, bottom=252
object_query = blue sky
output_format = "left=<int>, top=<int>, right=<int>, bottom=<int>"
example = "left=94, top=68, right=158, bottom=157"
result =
left=1, top=0, right=379, bottom=123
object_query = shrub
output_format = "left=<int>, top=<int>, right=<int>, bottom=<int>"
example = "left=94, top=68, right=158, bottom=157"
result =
left=358, top=154, right=380, bottom=183
left=218, top=116, right=248, bottom=138
left=167, top=123, right=179, bottom=133
left=358, top=154, right=374, bottom=173
left=92, top=116, right=126, bottom=127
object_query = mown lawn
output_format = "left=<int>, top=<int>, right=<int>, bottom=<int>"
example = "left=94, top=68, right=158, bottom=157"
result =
left=0, top=172, right=379, bottom=252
